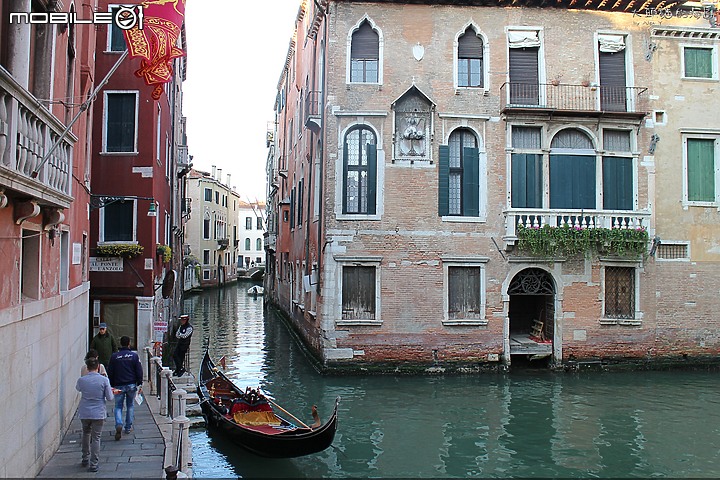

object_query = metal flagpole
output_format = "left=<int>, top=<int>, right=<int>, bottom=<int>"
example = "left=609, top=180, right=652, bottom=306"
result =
left=30, top=49, right=130, bottom=179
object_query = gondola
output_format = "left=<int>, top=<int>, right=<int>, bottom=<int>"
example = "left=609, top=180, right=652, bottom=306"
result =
left=197, top=350, right=340, bottom=458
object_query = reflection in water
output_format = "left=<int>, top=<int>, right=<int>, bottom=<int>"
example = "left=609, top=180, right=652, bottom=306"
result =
left=186, top=283, right=720, bottom=478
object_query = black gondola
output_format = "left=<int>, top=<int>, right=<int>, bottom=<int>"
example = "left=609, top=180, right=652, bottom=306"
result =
left=197, top=350, right=340, bottom=458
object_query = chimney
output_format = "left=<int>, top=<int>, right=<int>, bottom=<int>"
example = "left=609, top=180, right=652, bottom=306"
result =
left=226, top=174, right=231, bottom=187
left=217, top=168, right=223, bottom=183
left=211, top=165, right=216, bottom=179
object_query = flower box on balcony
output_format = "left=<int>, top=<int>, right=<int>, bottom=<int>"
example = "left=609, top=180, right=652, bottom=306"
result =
left=516, top=224, right=648, bottom=259
left=96, top=244, right=144, bottom=259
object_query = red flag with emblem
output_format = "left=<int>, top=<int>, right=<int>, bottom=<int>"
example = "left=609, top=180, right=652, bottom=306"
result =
left=122, top=0, right=186, bottom=100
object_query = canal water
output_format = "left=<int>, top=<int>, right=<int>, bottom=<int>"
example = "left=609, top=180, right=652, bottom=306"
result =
left=183, top=282, right=720, bottom=478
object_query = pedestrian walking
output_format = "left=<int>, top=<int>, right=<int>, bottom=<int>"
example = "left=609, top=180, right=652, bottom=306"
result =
left=172, top=314, right=193, bottom=376
left=107, top=336, right=143, bottom=441
left=80, top=349, right=107, bottom=377
left=75, top=356, right=114, bottom=472
left=90, top=323, right=118, bottom=368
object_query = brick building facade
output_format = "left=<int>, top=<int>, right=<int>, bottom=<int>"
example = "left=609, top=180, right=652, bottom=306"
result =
left=266, top=0, right=720, bottom=371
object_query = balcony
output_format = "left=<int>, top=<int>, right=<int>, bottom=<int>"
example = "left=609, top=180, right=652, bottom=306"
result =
left=500, top=83, right=648, bottom=119
left=304, top=90, right=321, bottom=133
left=181, top=197, right=192, bottom=215
left=504, top=208, right=651, bottom=249
left=177, top=145, right=190, bottom=168
left=217, top=238, right=229, bottom=250
left=0, top=67, right=75, bottom=209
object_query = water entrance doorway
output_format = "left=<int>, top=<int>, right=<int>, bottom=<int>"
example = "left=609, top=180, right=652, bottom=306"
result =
left=508, top=268, right=555, bottom=366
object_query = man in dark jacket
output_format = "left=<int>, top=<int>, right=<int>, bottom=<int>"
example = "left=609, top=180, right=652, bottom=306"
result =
left=89, top=323, right=118, bottom=368
left=172, top=314, right=193, bottom=376
left=107, top=336, right=143, bottom=440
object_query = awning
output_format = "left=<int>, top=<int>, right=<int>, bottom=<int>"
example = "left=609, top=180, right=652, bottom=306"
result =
left=508, top=30, right=541, bottom=48
left=598, top=34, right=626, bottom=53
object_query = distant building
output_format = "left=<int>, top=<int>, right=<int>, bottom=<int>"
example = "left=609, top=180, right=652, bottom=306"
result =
left=0, top=0, right=96, bottom=476
left=239, top=200, right=267, bottom=271
left=266, top=0, right=720, bottom=371
left=184, top=167, right=241, bottom=288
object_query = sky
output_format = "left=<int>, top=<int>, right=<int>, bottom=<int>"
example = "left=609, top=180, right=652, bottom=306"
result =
left=182, top=1, right=302, bottom=202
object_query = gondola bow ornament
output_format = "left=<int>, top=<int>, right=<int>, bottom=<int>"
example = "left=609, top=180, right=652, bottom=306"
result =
left=122, top=0, right=186, bottom=100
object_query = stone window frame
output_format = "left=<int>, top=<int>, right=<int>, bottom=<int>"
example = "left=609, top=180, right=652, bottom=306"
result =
left=454, top=21, right=490, bottom=94
left=334, top=115, right=386, bottom=221
left=599, top=258, right=643, bottom=326
left=346, top=15, right=384, bottom=86
left=334, top=255, right=383, bottom=327
left=441, top=255, right=489, bottom=327
left=680, top=130, right=720, bottom=210
left=438, top=115, right=488, bottom=223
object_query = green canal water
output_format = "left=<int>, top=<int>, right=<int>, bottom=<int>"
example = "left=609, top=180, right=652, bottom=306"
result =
left=183, top=282, right=720, bottom=478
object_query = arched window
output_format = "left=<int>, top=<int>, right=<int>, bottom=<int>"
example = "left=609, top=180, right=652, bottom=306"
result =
left=256, top=238, right=262, bottom=251
left=549, top=129, right=596, bottom=209
left=343, top=125, right=377, bottom=214
left=457, top=27, right=484, bottom=88
left=439, top=128, right=479, bottom=216
left=350, top=20, right=379, bottom=83
left=245, top=238, right=251, bottom=250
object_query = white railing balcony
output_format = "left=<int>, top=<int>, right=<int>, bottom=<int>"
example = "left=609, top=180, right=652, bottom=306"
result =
left=177, top=145, right=190, bottom=168
left=504, top=208, right=652, bottom=247
left=0, top=66, right=75, bottom=208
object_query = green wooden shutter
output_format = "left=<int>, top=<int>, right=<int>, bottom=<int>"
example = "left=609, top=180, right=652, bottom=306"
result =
left=342, top=141, right=349, bottom=214
left=550, top=155, right=596, bottom=209
left=438, top=145, right=450, bottom=216
left=366, top=143, right=377, bottom=214
left=685, top=48, right=712, bottom=78
left=576, top=155, right=596, bottom=209
left=687, top=139, right=715, bottom=202
left=512, top=154, right=542, bottom=208
left=603, top=157, right=633, bottom=210
left=462, top=147, right=480, bottom=217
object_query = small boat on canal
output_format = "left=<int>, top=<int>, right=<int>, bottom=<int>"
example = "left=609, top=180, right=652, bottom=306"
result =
left=247, top=285, right=264, bottom=296
left=197, top=350, right=340, bottom=458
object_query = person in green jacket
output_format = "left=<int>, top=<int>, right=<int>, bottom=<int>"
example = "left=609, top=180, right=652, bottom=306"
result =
left=90, top=323, right=118, bottom=368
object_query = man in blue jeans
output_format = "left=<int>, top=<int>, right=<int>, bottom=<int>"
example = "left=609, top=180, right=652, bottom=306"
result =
left=108, top=336, right=143, bottom=440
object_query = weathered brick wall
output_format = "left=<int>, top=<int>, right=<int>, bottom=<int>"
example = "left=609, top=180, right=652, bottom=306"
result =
left=272, top=1, right=720, bottom=370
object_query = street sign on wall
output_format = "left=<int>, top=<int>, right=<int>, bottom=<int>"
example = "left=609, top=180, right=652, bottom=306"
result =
left=89, top=257, right=123, bottom=272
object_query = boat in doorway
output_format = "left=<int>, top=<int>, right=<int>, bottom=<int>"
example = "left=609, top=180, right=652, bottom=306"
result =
left=197, top=350, right=340, bottom=458
left=247, top=285, right=264, bottom=296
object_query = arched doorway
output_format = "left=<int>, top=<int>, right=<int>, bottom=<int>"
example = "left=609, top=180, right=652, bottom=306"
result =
left=508, top=268, right=556, bottom=366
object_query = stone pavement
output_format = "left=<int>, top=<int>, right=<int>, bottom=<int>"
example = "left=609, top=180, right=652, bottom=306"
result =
left=36, top=396, right=165, bottom=478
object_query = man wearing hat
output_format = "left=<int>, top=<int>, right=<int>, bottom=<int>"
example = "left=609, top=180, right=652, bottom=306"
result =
left=172, top=315, right=193, bottom=376
left=90, top=323, right=118, bottom=369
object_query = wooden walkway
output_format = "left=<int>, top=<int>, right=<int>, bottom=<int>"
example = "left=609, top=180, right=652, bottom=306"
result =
left=510, top=333, right=553, bottom=356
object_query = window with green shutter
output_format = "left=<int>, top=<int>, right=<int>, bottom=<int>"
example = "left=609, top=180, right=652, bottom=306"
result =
left=439, top=128, right=479, bottom=217
left=549, top=129, right=596, bottom=209
left=343, top=126, right=377, bottom=214
left=687, top=138, right=715, bottom=202
left=105, top=92, right=137, bottom=153
left=684, top=47, right=713, bottom=79
left=511, top=126, right=543, bottom=208
left=602, top=130, right=633, bottom=210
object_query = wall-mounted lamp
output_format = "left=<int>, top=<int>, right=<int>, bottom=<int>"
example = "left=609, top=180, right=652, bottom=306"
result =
left=90, top=195, right=157, bottom=217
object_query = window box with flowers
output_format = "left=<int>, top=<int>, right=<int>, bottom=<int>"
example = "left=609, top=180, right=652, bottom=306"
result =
left=516, top=225, right=649, bottom=259
left=156, top=244, right=172, bottom=263
left=96, top=243, right=144, bottom=258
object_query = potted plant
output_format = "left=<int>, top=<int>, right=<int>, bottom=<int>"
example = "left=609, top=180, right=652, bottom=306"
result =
left=156, top=244, right=172, bottom=263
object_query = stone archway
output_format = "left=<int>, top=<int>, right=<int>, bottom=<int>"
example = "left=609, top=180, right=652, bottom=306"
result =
left=507, top=268, right=556, bottom=366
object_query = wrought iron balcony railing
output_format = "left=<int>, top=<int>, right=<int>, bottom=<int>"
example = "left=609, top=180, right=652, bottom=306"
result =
left=304, top=90, right=321, bottom=132
left=0, top=66, right=74, bottom=208
left=500, top=82, right=648, bottom=116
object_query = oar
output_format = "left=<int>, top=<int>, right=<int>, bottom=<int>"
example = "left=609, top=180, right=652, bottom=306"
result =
left=261, top=392, right=314, bottom=430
